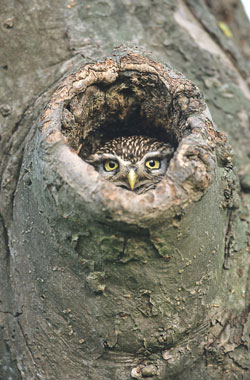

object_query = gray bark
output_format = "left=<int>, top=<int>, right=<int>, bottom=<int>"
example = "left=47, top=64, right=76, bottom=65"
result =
left=0, top=1, right=250, bottom=379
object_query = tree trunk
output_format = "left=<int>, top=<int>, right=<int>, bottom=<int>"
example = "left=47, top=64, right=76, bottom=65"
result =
left=0, top=1, right=249, bottom=379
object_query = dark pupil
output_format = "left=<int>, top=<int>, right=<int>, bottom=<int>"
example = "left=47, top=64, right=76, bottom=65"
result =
left=148, top=160, right=155, bottom=167
left=109, top=161, right=116, bottom=168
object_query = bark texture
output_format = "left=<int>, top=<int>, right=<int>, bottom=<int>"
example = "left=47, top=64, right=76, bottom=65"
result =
left=0, top=1, right=250, bottom=379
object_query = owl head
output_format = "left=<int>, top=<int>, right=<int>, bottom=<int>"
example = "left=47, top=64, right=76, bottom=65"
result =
left=86, top=136, right=174, bottom=194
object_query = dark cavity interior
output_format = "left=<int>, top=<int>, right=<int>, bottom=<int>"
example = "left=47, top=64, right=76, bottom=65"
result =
left=61, top=71, right=187, bottom=159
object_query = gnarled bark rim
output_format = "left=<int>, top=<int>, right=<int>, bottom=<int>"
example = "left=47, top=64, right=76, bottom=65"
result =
left=36, top=51, right=232, bottom=226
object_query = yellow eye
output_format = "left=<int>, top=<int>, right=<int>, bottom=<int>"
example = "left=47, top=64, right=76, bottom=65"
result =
left=145, top=158, right=161, bottom=170
left=104, top=159, right=119, bottom=172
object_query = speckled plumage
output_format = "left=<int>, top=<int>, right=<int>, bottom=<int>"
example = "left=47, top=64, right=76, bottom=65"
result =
left=94, top=136, right=170, bottom=164
left=87, top=135, right=174, bottom=194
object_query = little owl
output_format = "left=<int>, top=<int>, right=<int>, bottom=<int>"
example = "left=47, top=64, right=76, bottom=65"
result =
left=86, top=135, right=174, bottom=194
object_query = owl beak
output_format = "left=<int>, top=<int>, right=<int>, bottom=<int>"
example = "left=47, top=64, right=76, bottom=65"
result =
left=128, top=169, right=138, bottom=191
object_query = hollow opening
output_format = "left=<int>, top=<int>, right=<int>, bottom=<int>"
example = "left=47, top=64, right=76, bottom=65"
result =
left=60, top=70, right=189, bottom=160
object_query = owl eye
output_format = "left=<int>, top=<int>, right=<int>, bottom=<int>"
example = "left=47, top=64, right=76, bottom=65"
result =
left=103, top=159, right=119, bottom=172
left=145, top=158, right=161, bottom=170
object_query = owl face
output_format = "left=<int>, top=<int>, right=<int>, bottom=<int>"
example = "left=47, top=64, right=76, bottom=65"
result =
left=86, top=136, right=174, bottom=194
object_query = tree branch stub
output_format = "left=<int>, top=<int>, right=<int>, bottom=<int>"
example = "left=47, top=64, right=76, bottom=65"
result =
left=10, top=50, right=239, bottom=379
